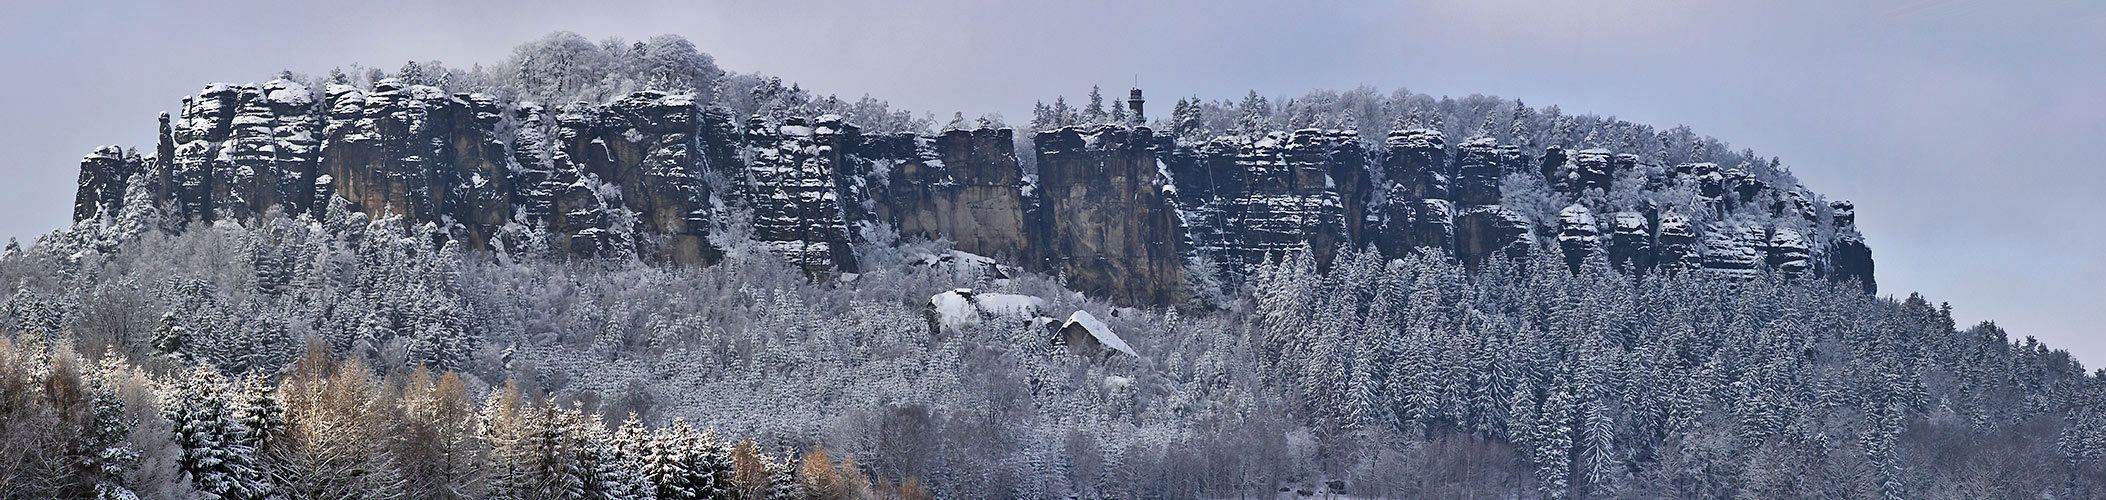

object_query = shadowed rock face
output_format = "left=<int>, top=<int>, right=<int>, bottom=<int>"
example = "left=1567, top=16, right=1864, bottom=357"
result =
left=740, top=115, right=863, bottom=274
left=1656, top=212, right=1699, bottom=271
left=870, top=127, right=1039, bottom=263
left=1456, top=206, right=1531, bottom=264
left=77, top=83, right=1877, bottom=307
left=1607, top=211, right=1653, bottom=274
left=1370, top=128, right=1456, bottom=257
left=549, top=92, right=717, bottom=264
left=1162, top=129, right=1358, bottom=277
left=1557, top=204, right=1601, bottom=272
left=1701, top=223, right=1766, bottom=280
left=1453, top=137, right=1523, bottom=206
left=74, top=146, right=144, bottom=222
left=1033, top=125, right=1185, bottom=306
left=1826, top=200, right=1875, bottom=293
left=1830, top=234, right=1876, bottom=293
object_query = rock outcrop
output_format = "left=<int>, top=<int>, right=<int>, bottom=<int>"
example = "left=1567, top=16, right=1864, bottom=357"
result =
left=1557, top=205, right=1601, bottom=271
left=1607, top=211, right=1653, bottom=274
left=76, top=82, right=1878, bottom=308
left=1163, top=129, right=1358, bottom=276
left=73, top=146, right=144, bottom=222
left=1033, top=125, right=1184, bottom=306
left=739, top=115, right=864, bottom=274
left=870, top=128, right=1039, bottom=262
left=1825, top=201, right=1876, bottom=293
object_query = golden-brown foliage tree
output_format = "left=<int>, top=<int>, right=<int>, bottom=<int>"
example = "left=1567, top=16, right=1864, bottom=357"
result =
left=398, top=365, right=484, bottom=499
left=275, top=340, right=407, bottom=499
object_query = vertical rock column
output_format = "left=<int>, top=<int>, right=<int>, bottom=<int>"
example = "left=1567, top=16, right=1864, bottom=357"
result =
left=572, top=91, right=716, bottom=264
left=1826, top=200, right=1875, bottom=293
left=434, top=93, right=515, bottom=251
left=1177, top=129, right=1355, bottom=276
left=1450, top=137, right=1532, bottom=265
left=262, top=79, right=325, bottom=217
left=1372, top=128, right=1453, bottom=258
left=170, top=83, right=245, bottom=222
left=547, top=102, right=624, bottom=256
left=72, top=146, right=144, bottom=222
left=318, top=79, right=462, bottom=225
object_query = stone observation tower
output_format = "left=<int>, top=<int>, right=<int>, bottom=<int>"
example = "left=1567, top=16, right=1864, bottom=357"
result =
left=1127, top=88, right=1145, bottom=125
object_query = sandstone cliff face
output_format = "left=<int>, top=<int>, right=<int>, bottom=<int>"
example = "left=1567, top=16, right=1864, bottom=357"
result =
left=76, top=83, right=1878, bottom=307
left=1163, top=129, right=1357, bottom=276
left=1370, top=129, right=1455, bottom=257
left=1557, top=204, right=1601, bottom=272
left=869, top=128, right=1039, bottom=263
left=1034, top=125, right=1185, bottom=306
left=1365, top=130, right=1536, bottom=266
left=545, top=92, right=717, bottom=264
left=1655, top=211, right=1699, bottom=270
left=73, top=146, right=144, bottom=222
left=1606, top=211, right=1654, bottom=274
left=1826, top=201, right=1876, bottom=293
left=739, top=115, right=863, bottom=274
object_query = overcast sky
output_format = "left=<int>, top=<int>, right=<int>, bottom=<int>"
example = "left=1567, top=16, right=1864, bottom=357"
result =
left=3, top=1, right=2100, bottom=362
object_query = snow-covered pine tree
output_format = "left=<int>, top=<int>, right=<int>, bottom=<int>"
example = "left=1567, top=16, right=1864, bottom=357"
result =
left=693, top=428, right=733, bottom=500
left=644, top=419, right=701, bottom=499
left=1083, top=86, right=1106, bottom=123
left=578, top=413, right=651, bottom=500
left=1235, top=90, right=1269, bottom=136
left=82, top=352, right=146, bottom=500
left=1050, top=96, right=1074, bottom=128
left=762, top=452, right=797, bottom=500
left=162, top=365, right=275, bottom=500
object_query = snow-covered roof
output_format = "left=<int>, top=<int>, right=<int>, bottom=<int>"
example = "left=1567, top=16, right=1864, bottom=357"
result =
left=928, top=288, right=1046, bottom=332
left=1061, top=311, right=1136, bottom=357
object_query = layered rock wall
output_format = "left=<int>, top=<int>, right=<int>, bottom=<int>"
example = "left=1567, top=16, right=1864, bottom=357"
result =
left=1033, top=126, right=1185, bottom=306
left=869, top=128, right=1040, bottom=263
left=76, top=83, right=1879, bottom=307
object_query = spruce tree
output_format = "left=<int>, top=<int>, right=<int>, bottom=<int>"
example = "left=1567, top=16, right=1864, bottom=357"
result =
left=1084, top=86, right=1106, bottom=123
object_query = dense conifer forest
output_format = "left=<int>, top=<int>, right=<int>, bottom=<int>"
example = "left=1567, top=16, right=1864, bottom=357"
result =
left=5, top=32, right=2102, bottom=499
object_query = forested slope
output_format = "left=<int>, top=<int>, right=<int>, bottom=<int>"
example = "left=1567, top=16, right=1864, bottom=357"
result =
left=3, top=31, right=2099, bottom=500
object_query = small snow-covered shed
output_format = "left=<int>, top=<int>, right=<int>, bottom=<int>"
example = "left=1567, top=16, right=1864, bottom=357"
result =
left=1057, top=310, right=1137, bottom=359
